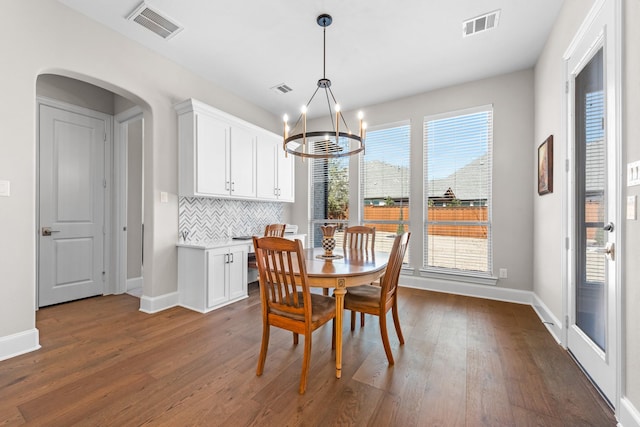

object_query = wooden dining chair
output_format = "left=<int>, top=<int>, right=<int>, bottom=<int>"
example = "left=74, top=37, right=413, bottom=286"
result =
left=264, top=223, right=286, bottom=237
left=342, top=225, right=376, bottom=327
left=343, top=232, right=410, bottom=365
left=343, top=225, right=376, bottom=251
left=249, top=224, right=286, bottom=271
left=252, top=236, right=336, bottom=394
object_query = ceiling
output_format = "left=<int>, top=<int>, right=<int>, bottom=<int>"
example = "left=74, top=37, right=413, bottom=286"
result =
left=57, top=0, right=564, bottom=119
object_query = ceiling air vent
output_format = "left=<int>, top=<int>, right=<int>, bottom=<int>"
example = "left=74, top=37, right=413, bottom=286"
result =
left=270, top=83, right=293, bottom=95
left=127, top=2, right=183, bottom=40
left=463, top=10, right=500, bottom=37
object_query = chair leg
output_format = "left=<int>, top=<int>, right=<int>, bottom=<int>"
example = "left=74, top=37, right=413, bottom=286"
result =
left=256, top=323, right=270, bottom=376
left=299, top=332, right=312, bottom=394
left=293, top=332, right=299, bottom=345
left=392, top=299, right=405, bottom=345
left=350, top=310, right=356, bottom=331
left=322, top=288, right=329, bottom=296
left=379, top=313, right=395, bottom=365
left=360, top=312, right=365, bottom=327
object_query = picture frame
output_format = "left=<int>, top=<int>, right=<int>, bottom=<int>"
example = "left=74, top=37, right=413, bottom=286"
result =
left=538, top=135, right=553, bottom=195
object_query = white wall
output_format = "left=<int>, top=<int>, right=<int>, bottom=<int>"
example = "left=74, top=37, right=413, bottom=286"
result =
left=0, top=0, right=279, bottom=352
left=292, top=68, right=535, bottom=291
left=532, top=0, right=596, bottom=325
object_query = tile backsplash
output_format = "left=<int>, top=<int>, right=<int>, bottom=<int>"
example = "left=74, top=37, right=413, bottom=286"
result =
left=179, top=197, right=285, bottom=241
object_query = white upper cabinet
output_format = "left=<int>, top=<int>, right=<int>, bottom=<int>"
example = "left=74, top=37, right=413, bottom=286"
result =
left=176, top=99, right=258, bottom=199
left=256, top=131, right=295, bottom=202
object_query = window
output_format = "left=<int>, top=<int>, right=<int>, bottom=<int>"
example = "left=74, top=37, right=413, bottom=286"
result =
left=423, top=106, right=493, bottom=275
left=309, top=153, right=350, bottom=247
left=361, top=122, right=411, bottom=257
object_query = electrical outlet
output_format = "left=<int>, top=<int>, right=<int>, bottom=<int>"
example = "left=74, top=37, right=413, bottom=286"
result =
left=499, top=268, right=508, bottom=279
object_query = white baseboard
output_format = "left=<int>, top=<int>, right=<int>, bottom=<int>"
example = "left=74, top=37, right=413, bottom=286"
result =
left=139, top=292, right=179, bottom=314
left=0, top=328, right=40, bottom=362
left=620, top=396, right=640, bottom=427
left=531, top=293, right=563, bottom=344
left=127, top=276, right=143, bottom=292
left=400, top=274, right=535, bottom=305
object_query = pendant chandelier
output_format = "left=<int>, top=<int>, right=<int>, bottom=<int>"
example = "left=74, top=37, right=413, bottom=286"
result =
left=282, top=14, right=366, bottom=159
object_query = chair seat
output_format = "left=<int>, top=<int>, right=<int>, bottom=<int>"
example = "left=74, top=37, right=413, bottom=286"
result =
left=344, top=285, right=382, bottom=310
left=271, top=292, right=336, bottom=322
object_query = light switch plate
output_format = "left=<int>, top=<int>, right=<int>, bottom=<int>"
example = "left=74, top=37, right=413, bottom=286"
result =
left=628, top=161, right=640, bottom=186
left=0, top=180, right=10, bottom=197
left=160, top=191, right=168, bottom=203
left=627, top=195, right=637, bottom=220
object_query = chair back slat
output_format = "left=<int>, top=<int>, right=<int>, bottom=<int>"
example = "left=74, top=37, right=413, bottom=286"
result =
left=264, top=224, right=286, bottom=237
left=343, top=226, right=376, bottom=251
left=253, top=236, right=310, bottom=319
left=380, top=232, right=410, bottom=305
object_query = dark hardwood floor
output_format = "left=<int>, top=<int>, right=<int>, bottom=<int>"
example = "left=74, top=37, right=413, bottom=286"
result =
left=0, top=284, right=616, bottom=426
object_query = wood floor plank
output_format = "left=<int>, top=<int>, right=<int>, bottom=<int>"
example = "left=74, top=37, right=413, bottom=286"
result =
left=0, top=287, right=616, bottom=426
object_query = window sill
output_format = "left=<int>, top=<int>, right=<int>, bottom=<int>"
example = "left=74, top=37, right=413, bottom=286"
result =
left=418, top=269, right=498, bottom=286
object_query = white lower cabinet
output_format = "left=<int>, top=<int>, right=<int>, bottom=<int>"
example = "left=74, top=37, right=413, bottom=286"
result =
left=178, top=245, right=248, bottom=313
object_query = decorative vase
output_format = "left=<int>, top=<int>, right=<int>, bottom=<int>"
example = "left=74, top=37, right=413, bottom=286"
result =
left=322, top=236, right=336, bottom=256
left=320, top=225, right=338, bottom=257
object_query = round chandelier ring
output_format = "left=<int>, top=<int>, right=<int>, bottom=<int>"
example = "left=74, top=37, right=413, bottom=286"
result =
left=284, top=131, right=364, bottom=159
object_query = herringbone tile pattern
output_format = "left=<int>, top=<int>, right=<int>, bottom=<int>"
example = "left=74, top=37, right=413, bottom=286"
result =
left=179, top=197, right=284, bottom=241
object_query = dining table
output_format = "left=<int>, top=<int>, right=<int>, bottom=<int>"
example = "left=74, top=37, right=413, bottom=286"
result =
left=298, top=247, right=389, bottom=379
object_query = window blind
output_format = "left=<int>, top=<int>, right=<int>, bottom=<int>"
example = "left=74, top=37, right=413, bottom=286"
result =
left=309, top=150, right=350, bottom=247
left=423, top=107, right=493, bottom=274
left=361, top=121, right=411, bottom=257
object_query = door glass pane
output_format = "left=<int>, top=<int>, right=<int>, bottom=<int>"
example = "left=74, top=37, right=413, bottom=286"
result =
left=575, top=48, right=606, bottom=351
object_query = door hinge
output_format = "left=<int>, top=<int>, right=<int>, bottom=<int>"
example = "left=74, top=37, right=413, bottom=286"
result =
left=103, top=226, right=106, bottom=235
left=104, top=132, right=107, bottom=142
left=103, top=178, right=107, bottom=188
left=565, top=81, right=569, bottom=94
left=565, top=237, right=570, bottom=250
left=565, top=315, right=569, bottom=329
left=102, top=271, right=106, bottom=281
left=565, top=159, right=570, bottom=172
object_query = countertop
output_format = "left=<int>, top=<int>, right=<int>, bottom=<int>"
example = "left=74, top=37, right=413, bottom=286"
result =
left=176, top=233, right=307, bottom=250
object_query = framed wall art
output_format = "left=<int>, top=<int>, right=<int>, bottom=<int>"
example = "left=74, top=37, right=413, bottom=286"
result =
left=538, top=135, right=553, bottom=195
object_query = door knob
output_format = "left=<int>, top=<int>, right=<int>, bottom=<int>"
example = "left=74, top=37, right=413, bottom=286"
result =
left=603, top=222, right=614, bottom=232
left=41, top=227, right=60, bottom=236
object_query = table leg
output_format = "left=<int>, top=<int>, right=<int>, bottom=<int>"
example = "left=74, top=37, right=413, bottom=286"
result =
left=334, top=285, right=346, bottom=379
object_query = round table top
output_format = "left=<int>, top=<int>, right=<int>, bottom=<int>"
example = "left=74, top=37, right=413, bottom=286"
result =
left=301, top=247, right=388, bottom=279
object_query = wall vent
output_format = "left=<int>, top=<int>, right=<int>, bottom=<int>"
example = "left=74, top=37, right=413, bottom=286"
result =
left=270, top=83, right=293, bottom=95
left=463, top=10, right=500, bottom=37
left=127, top=2, right=183, bottom=40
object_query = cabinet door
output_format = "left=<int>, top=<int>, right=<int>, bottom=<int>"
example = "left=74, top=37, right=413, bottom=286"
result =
left=276, top=147, right=294, bottom=202
left=256, top=137, right=277, bottom=200
left=207, top=249, right=229, bottom=308
left=197, top=114, right=230, bottom=196
left=228, top=247, right=247, bottom=300
left=230, top=126, right=256, bottom=198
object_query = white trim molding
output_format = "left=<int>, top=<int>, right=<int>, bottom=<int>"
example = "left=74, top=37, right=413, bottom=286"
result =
left=0, top=328, right=40, bottom=362
left=400, top=274, right=533, bottom=305
left=531, top=293, right=563, bottom=344
left=139, top=292, right=179, bottom=314
left=620, top=396, right=640, bottom=427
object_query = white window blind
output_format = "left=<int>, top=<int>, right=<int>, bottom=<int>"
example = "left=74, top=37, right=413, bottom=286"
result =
left=361, top=121, right=411, bottom=257
left=309, top=152, right=350, bottom=247
left=423, top=106, right=493, bottom=274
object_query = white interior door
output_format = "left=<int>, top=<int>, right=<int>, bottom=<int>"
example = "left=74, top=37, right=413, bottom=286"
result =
left=38, top=104, right=106, bottom=307
left=566, top=0, right=619, bottom=406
